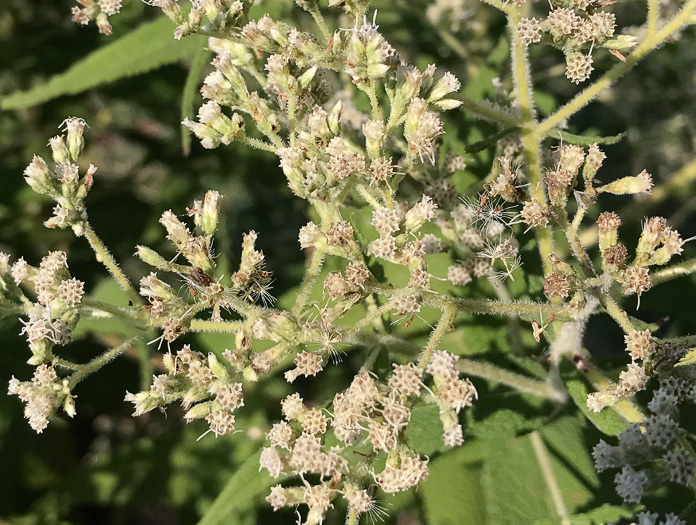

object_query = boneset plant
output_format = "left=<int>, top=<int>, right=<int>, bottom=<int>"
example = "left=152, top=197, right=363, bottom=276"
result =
left=3, top=0, right=696, bottom=523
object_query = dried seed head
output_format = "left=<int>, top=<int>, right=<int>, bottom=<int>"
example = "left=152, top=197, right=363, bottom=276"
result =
left=327, top=221, right=354, bottom=248
left=544, top=273, right=571, bottom=298
left=281, top=393, right=306, bottom=421
left=521, top=199, right=550, bottom=229
left=548, top=8, right=581, bottom=35
left=604, top=243, right=628, bottom=267
left=370, top=235, right=397, bottom=259
left=298, top=222, right=323, bottom=249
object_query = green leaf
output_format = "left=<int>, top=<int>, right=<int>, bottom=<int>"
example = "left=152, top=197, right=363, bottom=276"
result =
left=181, top=42, right=211, bottom=156
left=559, top=361, right=628, bottom=436
left=482, top=418, right=598, bottom=524
left=1, top=17, right=204, bottom=111
left=405, top=403, right=444, bottom=455
left=421, top=445, right=487, bottom=525
left=197, top=449, right=285, bottom=525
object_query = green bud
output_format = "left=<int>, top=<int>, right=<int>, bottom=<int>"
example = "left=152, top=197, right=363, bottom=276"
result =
left=597, top=171, right=653, bottom=195
left=24, top=155, right=56, bottom=196
left=184, top=401, right=215, bottom=421
left=62, top=117, right=86, bottom=162
left=603, top=35, right=638, bottom=50
left=328, top=100, right=343, bottom=136
left=208, top=353, right=231, bottom=381
left=136, top=246, right=170, bottom=269
left=201, top=190, right=221, bottom=236
left=298, top=66, right=318, bottom=89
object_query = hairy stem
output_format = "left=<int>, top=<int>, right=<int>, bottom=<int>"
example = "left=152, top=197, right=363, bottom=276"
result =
left=68, top=337, right=139, bottom=389
left=458, top=358, right=565, bottom=401
left=83, top=222, right=142, bottom=307
left=651, top=257, right=696, bottom=285
left=537, top=0, right=696, bottom=135
left=292, top=249, right=325, bottom=317
left=418, top=305, right=457, bottom=368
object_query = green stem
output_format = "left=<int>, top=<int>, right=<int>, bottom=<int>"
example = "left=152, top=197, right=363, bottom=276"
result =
left=508, top=13, right=555, bottom=274
left=647, top=0, right=659, bottom=35
left=288, top=95, right=297, bottom=147
left=188, top=319, right=246, bottom=332
left=452, top=95, right=522, bottom=127
left=558, top=208, right=595, bottom=277
left=347, top=510, right=358, bottom=525
left=68, top=337, right=138, bottom=389
left=136, top=339, right=153, bottom=391
left=600, top=294, right=635, bottom=334
left=458, top=358, right=564, bottom=401
left=537, top=0, right=696, bottom=136
left=239, top=135, right=277, bottom=153
left=651, top=257, right=696, bottom=285
left=309, top=6, right=332, bottom=43
left=344, top=301, right=394, bottom=335
left=83, top=222, right=142, bottom=307
left=291, top=249, right=325, bottom=317
left=81, top=297, right=144, bottom=321
left=52, top=357, right=80, bottom=371
left=419, top=290, right=574, bottom=319
left=645, top=157, right=696, bottom=205
left=418, top=305, right=456, bottom=369
left=530, top=432, right=572, bottom=525
left=365, top=81, right=382, bottom=120
left=356, top=184, right=383, bottom=209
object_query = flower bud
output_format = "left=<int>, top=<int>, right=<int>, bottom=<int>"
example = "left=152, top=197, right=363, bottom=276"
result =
left=136, top=245, right=170, bottom=269
left=125, top=390, right=164, bottom=416
left=62, top=117, right=86, bottom=162
left=208, top=353, right=231, bottom=381
left=48, top=136, right=70, bottom=164
left=604, top=35, right=638, bottom=50
left=597, top=170, right=653, bottom=195
left=184, top=401, right=214, bottom=421
left=427, top=72, right=461, bottom=103
left=327, top=100, right=343, bottom=136
left=24, top=156, right=56, bottom=196
left=362, top=119, right=385, bottom=159
left=201, top=190, right=221, bottom=236
left=298, top=66, right=317, bottom=89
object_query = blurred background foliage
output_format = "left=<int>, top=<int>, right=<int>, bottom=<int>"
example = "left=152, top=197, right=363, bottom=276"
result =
left=1, top=0, right=695, bottom=523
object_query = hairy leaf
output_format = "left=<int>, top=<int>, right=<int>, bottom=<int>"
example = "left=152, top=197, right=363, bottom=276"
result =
left=1, top=17, right=204, bottom=111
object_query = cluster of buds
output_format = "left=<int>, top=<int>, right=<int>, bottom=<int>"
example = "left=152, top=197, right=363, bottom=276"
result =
left=137, top=192, right=274, bottom=345
left=125, top=344, right=245, bottom=437
left=8, top=365, right=75, bottom=433
left=595, top=212, right=684, bottom=303
left=592, top=376, right=696, bottom=504
left=149, top=0, right=250, bottom=40
left=260, top=353, right=476, bottom=524
left=9, top=251, right=84, bottom=365
left=23, top=118, right=95, bottom=236
left=71, top=0, right=123, bottom=35
left=515, top=1, right=636, bottom=84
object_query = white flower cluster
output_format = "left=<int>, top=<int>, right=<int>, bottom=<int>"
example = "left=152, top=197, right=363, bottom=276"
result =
left=260, top=352, right=476, bottom=524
